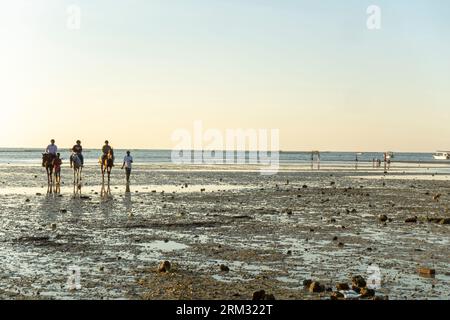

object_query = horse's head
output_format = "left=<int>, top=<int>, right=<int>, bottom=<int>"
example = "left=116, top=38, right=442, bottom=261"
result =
left=42, top=153, right=50, bottom=167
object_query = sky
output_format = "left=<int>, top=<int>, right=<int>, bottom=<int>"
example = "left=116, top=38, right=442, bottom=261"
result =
left=1, top=0, right=449, bottom=151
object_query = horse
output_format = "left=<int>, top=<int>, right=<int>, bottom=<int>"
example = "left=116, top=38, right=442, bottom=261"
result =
left=100, top=149, right=114, bottom=182
left=71, top=153, right=83, bottom=186
left=42, top=153, right=54, bottom=185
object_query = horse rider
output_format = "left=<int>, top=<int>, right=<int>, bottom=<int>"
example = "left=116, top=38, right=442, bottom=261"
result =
left=70, top=140, right=84, bottom=168
left=102, top=140, right=114, bottom=164
left=46, top=139, right=58, bottom=161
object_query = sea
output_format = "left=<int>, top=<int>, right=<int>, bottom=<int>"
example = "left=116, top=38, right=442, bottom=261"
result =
left=0, top=148, right=444, bottom=165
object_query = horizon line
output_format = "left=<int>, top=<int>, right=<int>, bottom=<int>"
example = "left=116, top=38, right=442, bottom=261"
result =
left=0, top=146, right=442, bottom=154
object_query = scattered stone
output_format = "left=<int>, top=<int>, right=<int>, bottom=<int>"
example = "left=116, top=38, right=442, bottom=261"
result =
left=286, top=250, right=292, bottom=255
left=433, top=194, right=441, bottom=201
left=302, top=185, right=308, bottom=189
left=219, top=264, right=230, bottom=272
left=309, top=282, right=325, bottom=293
left=439, top=218, right=450, bottom=225
left=405, top=216, right=418, bottom=223
left=336, top=283, right=350, bottom=291
left=378, top=214, right=388, bottom=222
left=338, top=242, right=344, bottom=247
left=60, top=209, right=67, bottom=213
left=50, top=223, right=57, bottom=230
left=303, top=279, right=312, bottom=288
left=252, top=290, right=276, bottom=300
left=158, top=261, right=171, bottom=273
left=352, top=275, right=366, bottom=288
left=332, top=236, right=338, bottom=241
left=330, top=291, right=345, bottom=300
left=25, top=199, right=30, bottom=202
left=418, top=268, right=435, bottom=275
left=200, top=188, right=206, bottom=192
left=352, top=286, right=361, bottom=294
left=36, top=193, right=42, bottom=196
left=360, top=287, right=375, bottom=298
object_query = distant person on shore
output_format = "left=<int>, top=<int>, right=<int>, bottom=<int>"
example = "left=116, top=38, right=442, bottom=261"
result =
left=121, top=151, right=133, bottom=183
left=53, top=153, right=62, bottom=184
left=70, top=140, right=84, bottom=168
left=46, top=139, right=58, bottom=158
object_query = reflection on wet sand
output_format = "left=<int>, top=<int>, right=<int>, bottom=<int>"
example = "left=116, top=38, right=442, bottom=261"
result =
left=73, top=181, right=82, bottom=198
left=46, top=182, right=61, bottom=195
left=100, top=181, right=112, bottom=198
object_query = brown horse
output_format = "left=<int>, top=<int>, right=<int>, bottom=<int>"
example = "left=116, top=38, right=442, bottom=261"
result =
left=100, top=149, right=114, bottom=182
left=42, top=153, right=54, bottom=185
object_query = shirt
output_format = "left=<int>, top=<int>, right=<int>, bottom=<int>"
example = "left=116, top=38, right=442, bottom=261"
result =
left=46, top=144, right=58, bottom=155
left=102, top=145, right=112, bottom=155
left=53, top=158, right=62, bottom=170
left=72, top=145, right=82, bottom=154
left=123, top=155, right=133, bottom=169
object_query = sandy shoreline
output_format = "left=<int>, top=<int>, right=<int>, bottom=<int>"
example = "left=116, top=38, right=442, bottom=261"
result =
left=0, top=163, right=449, bottom=300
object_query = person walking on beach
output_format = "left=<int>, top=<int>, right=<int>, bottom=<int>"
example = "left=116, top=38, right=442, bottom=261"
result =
left=70, top=140, right=84, bottom=168
left=121, top=151, right=133, bottom=183
left=53, top=153, right=62, bottom=184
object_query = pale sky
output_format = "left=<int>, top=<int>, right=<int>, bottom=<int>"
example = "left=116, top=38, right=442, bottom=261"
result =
left=1, top=0, right=449, bottom=151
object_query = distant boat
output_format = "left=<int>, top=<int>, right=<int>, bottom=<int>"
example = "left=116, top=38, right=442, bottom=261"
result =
left=433, top=151, right=450, bottom=160
left=386, top=151, right=394, bottom=159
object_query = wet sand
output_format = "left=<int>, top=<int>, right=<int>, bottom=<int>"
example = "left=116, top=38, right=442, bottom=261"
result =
left=0, top=162, right=449, bottom=300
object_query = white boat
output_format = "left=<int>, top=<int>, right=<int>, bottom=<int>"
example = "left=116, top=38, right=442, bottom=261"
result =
left=433, top=151, right=450, bottom=160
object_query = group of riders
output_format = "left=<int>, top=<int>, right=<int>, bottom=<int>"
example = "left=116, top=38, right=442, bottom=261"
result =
left=43, top=139, right=133, bottom=184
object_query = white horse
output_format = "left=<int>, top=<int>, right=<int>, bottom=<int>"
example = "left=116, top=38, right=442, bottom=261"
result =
left=71, top=153, right=83, bottom=191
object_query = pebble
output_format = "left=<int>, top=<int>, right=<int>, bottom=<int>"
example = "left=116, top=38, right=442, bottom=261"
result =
left=158, top=261, right=171, bottom=273
left=336, top=283, right=350, bottom=291
left=405, top=216, right=418, bottom=223
left=219, top=264, right=230, bottom=272
left=418, top=268, right=436, bottom=275
left=309, top=282, right=325, bottom=293
left=351, top=275, right=367, bottom=288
